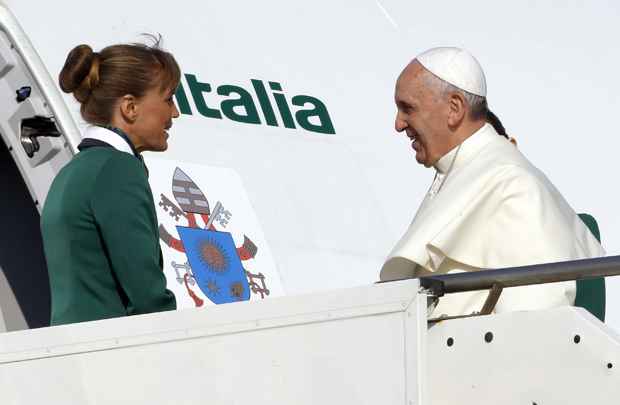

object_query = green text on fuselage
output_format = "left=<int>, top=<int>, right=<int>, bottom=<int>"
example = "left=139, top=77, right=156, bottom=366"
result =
left=175, top=73, right=336, bottom=135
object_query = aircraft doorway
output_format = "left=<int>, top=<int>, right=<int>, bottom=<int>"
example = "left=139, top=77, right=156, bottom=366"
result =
left=0, top=137, right=50, bottom=330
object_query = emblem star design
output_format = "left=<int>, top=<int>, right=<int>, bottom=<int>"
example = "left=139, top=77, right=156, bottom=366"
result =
left=207, top=279, right=220, bottom=295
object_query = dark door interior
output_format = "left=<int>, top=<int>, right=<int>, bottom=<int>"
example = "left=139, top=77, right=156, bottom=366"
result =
left=0, top=137, right=50, bottom=328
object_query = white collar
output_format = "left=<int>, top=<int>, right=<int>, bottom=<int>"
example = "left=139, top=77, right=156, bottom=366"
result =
left=83, top=126, right=135, bottom=156
left=433, top=123, right=496, bottom=174
left=434, top=143, right=459, bottom=174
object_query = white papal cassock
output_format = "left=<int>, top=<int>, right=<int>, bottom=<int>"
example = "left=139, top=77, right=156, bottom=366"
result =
left=380, top=123, right=605, bottom=317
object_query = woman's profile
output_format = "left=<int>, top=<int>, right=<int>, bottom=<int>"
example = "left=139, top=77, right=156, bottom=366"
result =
left=41, top=38, right=180, bottom=325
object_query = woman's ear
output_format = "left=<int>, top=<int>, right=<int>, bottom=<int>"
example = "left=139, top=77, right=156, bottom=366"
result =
left=447, top=92, right=466, bottom=127
left=119, top=95, right=138, bottom=123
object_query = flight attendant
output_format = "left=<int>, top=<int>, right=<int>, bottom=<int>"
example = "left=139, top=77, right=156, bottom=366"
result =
left=41, top=39, right=180, bottom=325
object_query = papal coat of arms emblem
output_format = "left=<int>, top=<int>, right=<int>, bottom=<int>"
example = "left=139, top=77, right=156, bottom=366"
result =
left=157, top=167, right=269, bottom=306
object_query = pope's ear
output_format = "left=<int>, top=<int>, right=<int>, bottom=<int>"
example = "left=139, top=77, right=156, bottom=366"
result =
left=447, top=92, right=466, bottom=126
left=119, top=95, right=139, bottom=123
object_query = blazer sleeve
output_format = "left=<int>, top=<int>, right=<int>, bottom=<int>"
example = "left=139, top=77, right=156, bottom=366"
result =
left=91, top=153, right=176, bottom=315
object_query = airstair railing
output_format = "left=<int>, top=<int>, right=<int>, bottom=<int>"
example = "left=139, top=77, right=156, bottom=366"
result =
left=419, top=255, right=620, bottom=297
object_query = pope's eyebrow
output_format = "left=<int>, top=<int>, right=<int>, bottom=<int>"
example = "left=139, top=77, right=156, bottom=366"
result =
left=396, top=99, right=414, bottom=110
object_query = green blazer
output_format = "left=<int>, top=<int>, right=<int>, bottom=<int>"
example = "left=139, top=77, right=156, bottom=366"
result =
left=41, top=145, right=176, bottom=326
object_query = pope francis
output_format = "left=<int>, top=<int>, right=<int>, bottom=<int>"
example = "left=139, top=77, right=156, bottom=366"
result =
left=380, top=47, right=605, bottom=317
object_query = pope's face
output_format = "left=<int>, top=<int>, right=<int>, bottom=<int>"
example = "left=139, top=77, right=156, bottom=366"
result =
left=394, top=62, right=452, bottom=167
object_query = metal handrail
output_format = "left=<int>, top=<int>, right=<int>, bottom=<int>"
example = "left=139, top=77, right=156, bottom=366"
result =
left=419, top=255, right=620, bottom=297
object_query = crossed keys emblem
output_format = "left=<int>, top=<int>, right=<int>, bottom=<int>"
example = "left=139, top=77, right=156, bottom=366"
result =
left=158, top=167, right=270, bottom=306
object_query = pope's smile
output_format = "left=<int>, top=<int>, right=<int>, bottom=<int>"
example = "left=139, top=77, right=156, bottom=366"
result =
left=407, top=131, right=419, bottom=150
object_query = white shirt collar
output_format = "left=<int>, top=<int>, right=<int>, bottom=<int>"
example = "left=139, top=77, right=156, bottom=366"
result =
left=83, top=126, right=135, bottom=156
left=434, top=143, right=458, bottom=174
left=433, top=123, right=496, bottom=174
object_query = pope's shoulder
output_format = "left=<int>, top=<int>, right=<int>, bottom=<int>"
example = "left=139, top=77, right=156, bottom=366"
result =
left=480, top=137, right=561, bottom=200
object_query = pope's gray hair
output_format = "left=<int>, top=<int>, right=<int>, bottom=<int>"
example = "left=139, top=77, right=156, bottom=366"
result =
left=422, top=69, right=488, bottom=120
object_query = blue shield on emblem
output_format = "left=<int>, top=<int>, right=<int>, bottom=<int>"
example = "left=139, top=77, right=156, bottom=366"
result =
left=176, top=226, right=250, bottom=304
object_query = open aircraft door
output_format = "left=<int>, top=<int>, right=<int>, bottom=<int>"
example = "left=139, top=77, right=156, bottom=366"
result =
left=0, top=5, right=79, bottom=331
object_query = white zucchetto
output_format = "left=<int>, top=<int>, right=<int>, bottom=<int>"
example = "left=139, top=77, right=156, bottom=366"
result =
left=416, top=47, right=487, bottom=97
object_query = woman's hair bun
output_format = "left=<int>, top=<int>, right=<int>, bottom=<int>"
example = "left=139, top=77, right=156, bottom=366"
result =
left=58, top=44, right=100, bottom=103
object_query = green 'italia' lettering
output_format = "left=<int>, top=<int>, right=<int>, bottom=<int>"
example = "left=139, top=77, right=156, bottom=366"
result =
left=269, top=81, right=296, bottom=129
left=177, top=73, right=336, bottom=135
left=251, top=79, right=278, bottom=126
left=292, top=95, right=336, bottom=134
left=217, top=85, right=261, bottom=124
left=174, top=82, right=192, bottom=115
left=185, top=74, right=222, bottom=119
